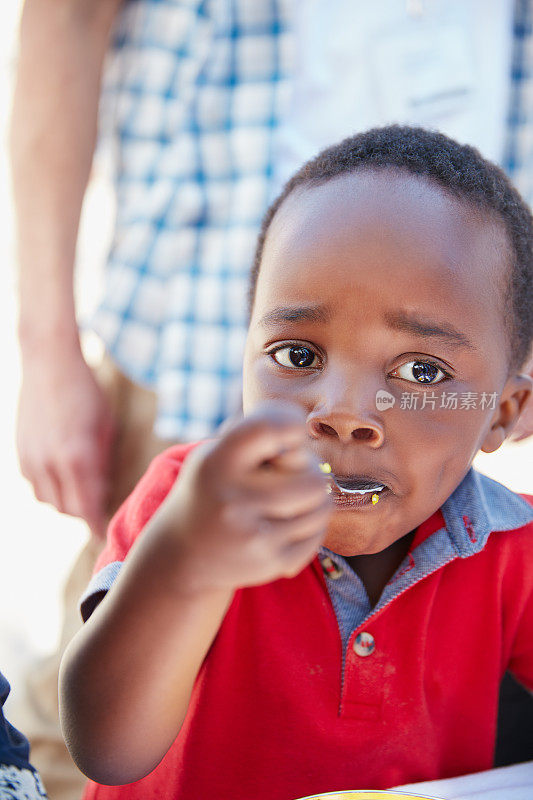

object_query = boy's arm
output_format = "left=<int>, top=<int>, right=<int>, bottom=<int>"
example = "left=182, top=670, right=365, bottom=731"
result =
left=59, top=407, right=331, bottom=785
left=60, top=522, right=234, bottom=786
left=11, top=0, right=123, bottom=536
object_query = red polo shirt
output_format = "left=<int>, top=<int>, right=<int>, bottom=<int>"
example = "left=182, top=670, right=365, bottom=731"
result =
left=81, top=444, right=533, bottom=800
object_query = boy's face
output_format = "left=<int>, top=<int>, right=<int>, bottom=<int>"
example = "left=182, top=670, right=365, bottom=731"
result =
left=243, top=170, right=531, bottom=555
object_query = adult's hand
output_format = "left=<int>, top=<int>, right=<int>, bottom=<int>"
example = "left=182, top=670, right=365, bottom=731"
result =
left=11, top=0, right=124, bottom=537
left=17, top=346, right=116, bottom=538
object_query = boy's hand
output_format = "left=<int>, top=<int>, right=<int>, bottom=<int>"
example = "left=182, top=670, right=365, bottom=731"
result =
left=157, top=403, right=332, bottom=593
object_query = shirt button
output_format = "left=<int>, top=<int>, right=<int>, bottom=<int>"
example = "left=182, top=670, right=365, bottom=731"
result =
left=353, top=632, right=375, bottom=657
left=320, top=556, right=343, bottom=579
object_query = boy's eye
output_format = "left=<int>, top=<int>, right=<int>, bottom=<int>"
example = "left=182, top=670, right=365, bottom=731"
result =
left=270, top=345, right=320, bottom=369
left=395, top=360, right=448, bottom=384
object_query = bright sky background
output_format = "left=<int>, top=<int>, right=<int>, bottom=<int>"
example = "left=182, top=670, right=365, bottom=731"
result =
left=0, top=1, right=532, bottom=714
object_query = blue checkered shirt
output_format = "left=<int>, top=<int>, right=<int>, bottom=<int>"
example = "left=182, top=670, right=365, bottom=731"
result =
left=91, top=0, right=291, bottom=440
left=502, top=0, right=533, bottom=203
left=90, top=0, right=532, bottom=440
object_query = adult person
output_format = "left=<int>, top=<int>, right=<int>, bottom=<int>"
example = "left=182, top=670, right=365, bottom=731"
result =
left=10, top=1, right=291, bottom=797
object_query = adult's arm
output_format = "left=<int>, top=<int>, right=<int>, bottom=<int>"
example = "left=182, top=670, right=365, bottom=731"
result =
left=11, top=0, right=124, bottom=536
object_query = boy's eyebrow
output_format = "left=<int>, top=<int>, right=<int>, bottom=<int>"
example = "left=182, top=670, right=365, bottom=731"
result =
left=384, top=311, right=477, bottom=350
left=259, top=305, right=331, bottom=326
left=259, top=306, right=476, bottom=350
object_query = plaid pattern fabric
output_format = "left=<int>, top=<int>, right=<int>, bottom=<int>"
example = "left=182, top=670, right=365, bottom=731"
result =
left=91, top=0, right=532, bottom=440
left=502, top=0, right=533, bottom=205
left=92, top=0, right=291, bottom=440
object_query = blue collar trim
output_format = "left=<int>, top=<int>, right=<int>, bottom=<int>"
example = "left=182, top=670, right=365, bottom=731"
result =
left=441, top=468, right=533, bottom=558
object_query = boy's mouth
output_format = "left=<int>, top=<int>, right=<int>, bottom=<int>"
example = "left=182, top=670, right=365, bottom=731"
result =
left=331, top=478, right=391, bottom=509
left=320, top=461, right=392, bottom=508
left=320, top=465, right=392, bottom=509
left=333, top=475, right=387, bottom=494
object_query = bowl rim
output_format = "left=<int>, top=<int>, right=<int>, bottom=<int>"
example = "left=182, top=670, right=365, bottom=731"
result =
left=294, top=791, right=442, bottom=800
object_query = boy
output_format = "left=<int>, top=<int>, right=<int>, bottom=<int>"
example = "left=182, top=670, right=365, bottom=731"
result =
left=60, top=126, right=533, bottom=799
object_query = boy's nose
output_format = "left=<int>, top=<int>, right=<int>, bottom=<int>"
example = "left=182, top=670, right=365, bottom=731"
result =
left=307, top=405, right=385, bottom=447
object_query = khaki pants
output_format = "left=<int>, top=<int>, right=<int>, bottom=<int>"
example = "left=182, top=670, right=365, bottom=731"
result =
left=12, top=356, right=177, bottom=800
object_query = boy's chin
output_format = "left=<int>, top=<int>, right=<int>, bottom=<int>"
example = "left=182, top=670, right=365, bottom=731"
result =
left=322, top=526, right=399, bottom=557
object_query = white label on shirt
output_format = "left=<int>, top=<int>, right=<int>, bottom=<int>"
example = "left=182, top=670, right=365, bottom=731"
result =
left=372, top=23, right=475, bottom=125
left=274, top=0, right=514, bottom=189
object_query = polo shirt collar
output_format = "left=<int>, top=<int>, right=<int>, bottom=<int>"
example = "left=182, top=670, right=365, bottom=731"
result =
left=441, top=468, right=533, bottom=557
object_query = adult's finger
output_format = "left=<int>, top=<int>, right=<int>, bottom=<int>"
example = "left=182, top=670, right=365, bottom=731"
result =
left=59, top=454, right=109, bottom=538
left=32, top=466, right=64, bottom=512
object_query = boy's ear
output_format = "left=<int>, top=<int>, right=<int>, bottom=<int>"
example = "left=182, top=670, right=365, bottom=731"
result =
left=481, top=373, right=533, bottom=453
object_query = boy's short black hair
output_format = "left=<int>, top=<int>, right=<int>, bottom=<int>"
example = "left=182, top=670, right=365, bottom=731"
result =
left=249, top=125, right=533, bottom=372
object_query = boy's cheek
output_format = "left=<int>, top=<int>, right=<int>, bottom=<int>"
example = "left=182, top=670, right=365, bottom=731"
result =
left=388, top=419, right=480, bottom=502
left=390, top=402, right=491, bottom=445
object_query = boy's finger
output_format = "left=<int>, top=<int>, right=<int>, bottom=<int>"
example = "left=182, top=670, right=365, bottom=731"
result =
left=263, top=500, right=332, bottom=545
left=212, top=402, right=308, bottom=474
left=269, top=445, right=311, bottom=472
left=280, top=529, right=327, bottom=579
left=250, top=473, right=330, bottom=520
